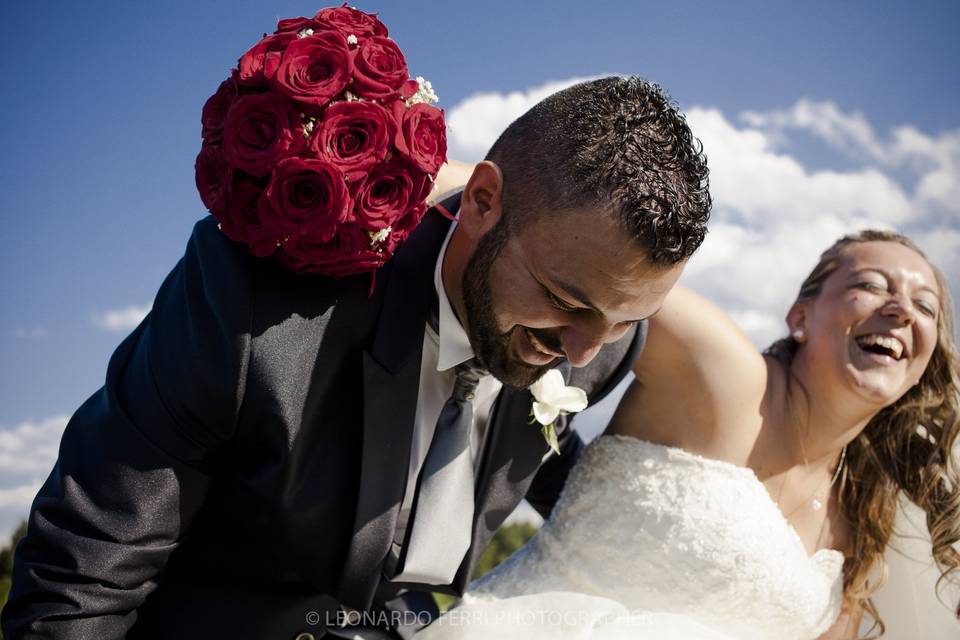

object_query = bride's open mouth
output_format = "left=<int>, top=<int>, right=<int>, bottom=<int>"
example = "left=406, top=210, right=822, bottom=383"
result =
left=852, top=332, right=907, bottom=366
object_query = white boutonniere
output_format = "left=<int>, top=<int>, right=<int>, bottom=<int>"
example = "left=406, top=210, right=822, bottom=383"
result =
left=529, top=370, right=588, bottom=455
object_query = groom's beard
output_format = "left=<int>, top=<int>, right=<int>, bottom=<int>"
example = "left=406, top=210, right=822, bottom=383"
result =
left=462, top=219, right=556, bottom=389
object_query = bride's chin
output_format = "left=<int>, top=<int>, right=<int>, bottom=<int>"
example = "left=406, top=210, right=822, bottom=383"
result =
left=841, top=364, right=903, bottom=407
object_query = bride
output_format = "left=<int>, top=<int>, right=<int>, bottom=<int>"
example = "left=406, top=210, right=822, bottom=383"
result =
left=416, top=229, right=960, bottom=639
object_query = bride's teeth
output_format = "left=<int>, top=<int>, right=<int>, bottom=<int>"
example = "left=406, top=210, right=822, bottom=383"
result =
left=855, top=334, right=904, bottom=359
left=891, top=341, right=903, bottom=359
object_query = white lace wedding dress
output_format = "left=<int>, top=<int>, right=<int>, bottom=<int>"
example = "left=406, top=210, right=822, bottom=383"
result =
left=417, top=435, right=844, bottom=640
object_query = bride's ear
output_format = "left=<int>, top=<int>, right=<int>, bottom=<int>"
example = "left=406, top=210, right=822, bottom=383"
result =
left=786, top=304, right=808, bottom=343
left=458, top=161, right=504, bottom=240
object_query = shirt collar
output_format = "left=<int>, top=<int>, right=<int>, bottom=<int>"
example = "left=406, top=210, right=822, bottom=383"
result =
left=433, top=220, right=475, bottom=371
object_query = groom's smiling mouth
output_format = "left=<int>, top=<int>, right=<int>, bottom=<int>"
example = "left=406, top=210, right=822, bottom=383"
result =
left=515, top=327, right=564, bottom=365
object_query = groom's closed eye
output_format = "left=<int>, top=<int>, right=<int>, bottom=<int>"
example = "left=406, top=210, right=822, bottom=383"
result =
left=553, top=281, right=650, bottom=326
left=545, top=288, right=580, bottom=313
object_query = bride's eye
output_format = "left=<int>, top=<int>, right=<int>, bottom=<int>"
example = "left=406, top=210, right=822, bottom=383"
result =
left=916, top=300, right=937, bottom=318
left=856, top=282, right=884, bottom=292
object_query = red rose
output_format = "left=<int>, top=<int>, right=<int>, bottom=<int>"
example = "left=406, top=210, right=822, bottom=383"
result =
left=351, top=36, right=409, bottom=100
left=260, top=157, right=351, bottom=240
left=315, top=4, right=388, bottom=38
left=400, top=78, right=419, bottom=101
left=238, top=32, right=295, bottom=86
left=217, top=178, right=277, bottom=257
left=312, top=101, right=396, bottom=181
left=275, top=16, right=322, bottom=34
left=396, top=103, right=447, bottom=174
left=222, top=93, right=300, bottom=177
left=350, top=160, right=423, bottom=230
left=393, top=201, right=428, bottom=240
left=271, top=31, right=351, bottom=107
left=201, top=76, right=238, bottom=143
left=195, top=144, right=231, bottom=212
left=277, top=225, right=390, bottom=278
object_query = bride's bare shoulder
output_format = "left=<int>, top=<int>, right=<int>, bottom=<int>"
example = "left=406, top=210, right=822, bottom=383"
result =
left=427, top=160, right=475, bottom=204
left=608, top=286, right=774, bottom=463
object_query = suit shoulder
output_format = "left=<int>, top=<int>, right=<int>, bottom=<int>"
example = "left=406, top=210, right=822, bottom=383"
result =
left=186, top=215, right=351, bottom=317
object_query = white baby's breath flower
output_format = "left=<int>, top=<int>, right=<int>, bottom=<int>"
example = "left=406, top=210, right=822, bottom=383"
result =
left=404, top=76, right=439, bottom=107
left=347, top=34, right=359, bottom=46
left=368, top=227, right=391, bottom=248
left=297, top=28, right=315, bottom=39
left=345, top=91, right=360, bottom=102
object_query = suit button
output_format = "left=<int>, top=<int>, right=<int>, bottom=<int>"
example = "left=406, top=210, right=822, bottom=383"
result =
left=294, top=634, right=315, bottom=640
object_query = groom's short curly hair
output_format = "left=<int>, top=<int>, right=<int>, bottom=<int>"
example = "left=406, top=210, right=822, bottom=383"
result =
left=485, top=76, right=711, bottom=266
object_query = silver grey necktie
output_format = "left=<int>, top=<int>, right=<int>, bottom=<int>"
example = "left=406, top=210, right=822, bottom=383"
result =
left=391, top=359, right=485, bottom=585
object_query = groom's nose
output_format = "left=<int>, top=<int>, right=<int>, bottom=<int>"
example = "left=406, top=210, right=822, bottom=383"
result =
left=558, top=325, right=609, bottom=367
left=558, top=312, right=636, bottom=366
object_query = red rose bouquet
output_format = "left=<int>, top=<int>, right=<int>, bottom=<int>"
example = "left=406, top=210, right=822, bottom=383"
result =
left=195, top=4, right=446, bottom=278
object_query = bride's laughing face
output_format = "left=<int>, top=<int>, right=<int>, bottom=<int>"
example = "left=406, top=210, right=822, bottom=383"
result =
left=790, top=241, right=941, bottom=409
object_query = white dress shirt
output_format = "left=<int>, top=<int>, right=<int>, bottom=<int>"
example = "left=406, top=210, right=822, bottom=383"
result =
left=398, top=221, right=503, bottom=528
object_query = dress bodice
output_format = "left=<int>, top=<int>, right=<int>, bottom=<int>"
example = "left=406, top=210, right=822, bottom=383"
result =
left=465, top=435, right=844, bottom=639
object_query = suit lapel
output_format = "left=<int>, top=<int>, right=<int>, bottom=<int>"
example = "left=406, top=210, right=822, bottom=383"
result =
left=337, top=201, right=456, bottom=609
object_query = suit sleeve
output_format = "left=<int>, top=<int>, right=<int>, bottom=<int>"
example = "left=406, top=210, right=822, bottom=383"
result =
left=1, top=218, right=253, bottom=639
left=522, top=321, right=647, bottom=519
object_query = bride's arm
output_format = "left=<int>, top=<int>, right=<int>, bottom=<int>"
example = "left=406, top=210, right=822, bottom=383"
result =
left=609, top=285, right=769, bottom=458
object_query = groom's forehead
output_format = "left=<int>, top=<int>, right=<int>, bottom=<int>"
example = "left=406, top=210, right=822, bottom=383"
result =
left=516, top=206, right=648, bottom=270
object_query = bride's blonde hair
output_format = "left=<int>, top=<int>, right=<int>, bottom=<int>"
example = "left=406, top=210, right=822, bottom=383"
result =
left=766, top=229, right=960, bottom=636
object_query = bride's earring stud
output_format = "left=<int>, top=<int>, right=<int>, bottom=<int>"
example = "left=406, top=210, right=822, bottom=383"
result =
left=791, top=329, right=805, bottom=342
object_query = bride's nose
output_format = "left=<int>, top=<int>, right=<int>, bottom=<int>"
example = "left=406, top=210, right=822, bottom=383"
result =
left=881, top=293, right=915, bottom=326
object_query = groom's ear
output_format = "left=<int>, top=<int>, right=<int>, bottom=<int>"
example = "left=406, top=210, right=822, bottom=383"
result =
left=458, top=160, right=505, bottom=240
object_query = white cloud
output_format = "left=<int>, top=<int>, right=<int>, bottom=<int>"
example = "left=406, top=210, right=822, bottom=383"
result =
left=443, top=82, right=959, bottom=347
left=685, top=107, right=913, bottom=226
left=741, top=98, right=886, bottom=161
left=684, top=101, right=959, bottom=344
left=894, top=127, right=960, bottom=216
left=14, top=326, right=48, bottom=339
left=92, top=304, right=151, bottom=332
left=0, top=483, right=43, bottom=538
left=728, top=309, right=785, bottom=349
left=738, top=99, right=960, bottom=216
left=0, top=483, right=43, bottom=510
left=0, top=415, right=68, bottom=480
left=446, top=76, right=602, bottom=161
left=0, top=415, right=68, bottom=535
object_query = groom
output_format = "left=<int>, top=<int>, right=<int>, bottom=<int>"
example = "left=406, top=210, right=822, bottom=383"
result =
left=2, top=77, right=710, bottom=640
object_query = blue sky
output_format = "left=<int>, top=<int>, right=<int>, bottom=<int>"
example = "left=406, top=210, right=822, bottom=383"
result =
left=1, top=1, right=959, bottom=535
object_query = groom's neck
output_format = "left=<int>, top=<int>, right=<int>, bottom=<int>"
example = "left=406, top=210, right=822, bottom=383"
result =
left=441, top=224, right=470, bottom=331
